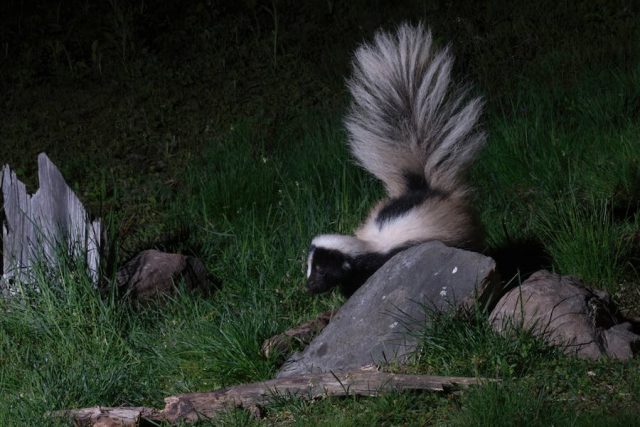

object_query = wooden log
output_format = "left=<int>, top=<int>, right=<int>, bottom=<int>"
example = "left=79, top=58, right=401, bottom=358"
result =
left=52, top=406, right=160, bottom=427
left=1, top=153, right=101, bottom=295
left=52, top=371, right=494, bottom=425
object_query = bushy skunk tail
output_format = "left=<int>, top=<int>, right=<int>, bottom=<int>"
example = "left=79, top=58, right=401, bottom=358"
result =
left=345, top=23, right=485, bottom=197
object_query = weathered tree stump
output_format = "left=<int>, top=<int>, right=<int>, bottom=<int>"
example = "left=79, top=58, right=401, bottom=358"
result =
left=1, top=153, right=101, bottom=295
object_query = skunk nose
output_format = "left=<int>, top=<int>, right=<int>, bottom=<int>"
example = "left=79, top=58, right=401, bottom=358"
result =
left=307, top=275, right=331, bottom=294
left=306, top=279, right=320, bottom=294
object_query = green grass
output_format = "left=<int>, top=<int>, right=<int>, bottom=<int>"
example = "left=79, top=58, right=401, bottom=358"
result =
left=1, top=0, right=640, bottom=426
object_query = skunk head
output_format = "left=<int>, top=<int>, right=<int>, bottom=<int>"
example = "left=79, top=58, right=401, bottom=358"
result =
left=305, top=235, right=369, bottom=294
left=306, top=234, right=411, bottom=296
left=306, top=245, right=353, bottom=294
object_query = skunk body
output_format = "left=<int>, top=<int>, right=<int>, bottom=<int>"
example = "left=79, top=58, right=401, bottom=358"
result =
left=306, top=23, right=486, bottom=296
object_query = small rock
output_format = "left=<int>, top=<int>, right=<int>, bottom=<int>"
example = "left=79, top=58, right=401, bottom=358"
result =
left=116, top=250, right=214, bottom=303
left=603, top=322, right=640, bottom=360
left=489, top=270, right=640, bottom=360
left=277, top=241, right=499, bottom=377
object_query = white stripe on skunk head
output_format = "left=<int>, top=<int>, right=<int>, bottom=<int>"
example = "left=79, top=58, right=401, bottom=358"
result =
left=310, top=234, right=371, bottom=255
left=306, top=247, right=315, bottom=279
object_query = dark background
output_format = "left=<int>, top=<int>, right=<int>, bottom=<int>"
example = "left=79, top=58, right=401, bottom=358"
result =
left=1, top=0, right=638, bottom=241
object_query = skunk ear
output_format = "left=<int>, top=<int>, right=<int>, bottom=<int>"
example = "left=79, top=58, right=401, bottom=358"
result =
left=342, top=260, right=352, bottom=271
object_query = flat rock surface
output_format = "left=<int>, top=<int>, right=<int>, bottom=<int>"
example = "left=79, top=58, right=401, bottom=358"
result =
left=278, top=241, right=498, bottom=377
left=490, top=270, right=640, bottom=360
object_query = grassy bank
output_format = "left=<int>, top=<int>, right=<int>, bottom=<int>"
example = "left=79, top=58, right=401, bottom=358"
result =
left=1, top=1, right=640, bottom=425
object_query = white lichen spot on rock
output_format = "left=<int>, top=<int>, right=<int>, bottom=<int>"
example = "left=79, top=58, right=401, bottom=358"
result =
left=452, top=266, right=458, bottom=274
left=439, top=287, right=447, bottom=297
left=389, top=321, right=398, bottom=329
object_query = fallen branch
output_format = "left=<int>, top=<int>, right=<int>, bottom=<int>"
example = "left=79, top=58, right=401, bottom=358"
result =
left=53, top=407, right=158, bottom=427
left=261, top=310, right=336, bottom=357
left=52, top=371, right=495, bottom=426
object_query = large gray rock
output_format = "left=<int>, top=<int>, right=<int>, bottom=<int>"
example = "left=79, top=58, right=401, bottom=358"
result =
left=278, top=241, right=498, bottom=378
left=489, top=270, right=640, bottom=360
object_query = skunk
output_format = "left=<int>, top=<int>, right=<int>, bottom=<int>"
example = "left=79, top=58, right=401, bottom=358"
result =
left=306, top=23, right=486, bottom=297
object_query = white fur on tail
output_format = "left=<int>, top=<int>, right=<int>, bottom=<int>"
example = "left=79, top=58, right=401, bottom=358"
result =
left=345, top=23, right=485, bottom=196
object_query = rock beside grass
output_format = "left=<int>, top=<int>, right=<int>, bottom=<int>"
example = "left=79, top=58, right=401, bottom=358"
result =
left=490, top=270, right=640, bottom=360
left=277, top=241, right=499, bottom=378
left=116, top=250, right=214, bottom=303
